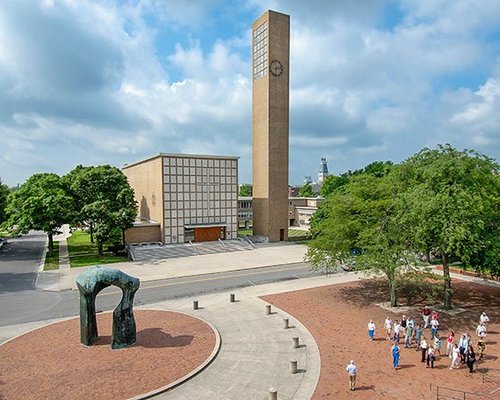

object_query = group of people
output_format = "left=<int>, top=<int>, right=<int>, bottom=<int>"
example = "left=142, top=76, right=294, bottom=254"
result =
left=346, top=308, right=491, bottom=390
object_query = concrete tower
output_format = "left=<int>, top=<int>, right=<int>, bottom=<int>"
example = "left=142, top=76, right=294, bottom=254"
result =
left=252, top=10, right=290, bottom=242
left=318, top=158, right=329, bottom=185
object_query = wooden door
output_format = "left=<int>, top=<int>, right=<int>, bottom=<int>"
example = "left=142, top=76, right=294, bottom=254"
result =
left=194, top=227, right=221, bottom=242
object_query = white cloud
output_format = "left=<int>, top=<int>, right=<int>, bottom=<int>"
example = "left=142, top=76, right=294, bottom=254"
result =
left=0, top=0, right=499, bottom=186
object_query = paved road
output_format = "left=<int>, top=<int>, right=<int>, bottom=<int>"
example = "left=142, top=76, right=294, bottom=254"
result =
left=0, top=262, right=323, bottom=326
left=0, top=231, right=46, bottom=292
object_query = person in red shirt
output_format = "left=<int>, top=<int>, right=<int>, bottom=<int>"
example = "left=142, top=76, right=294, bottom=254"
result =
left=446, top=331, right=455, bottom=356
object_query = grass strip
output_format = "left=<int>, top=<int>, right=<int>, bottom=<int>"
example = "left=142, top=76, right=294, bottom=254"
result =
left=44, top=241, right=60, bottom=271
left=67, top=230, right=128, bottom=268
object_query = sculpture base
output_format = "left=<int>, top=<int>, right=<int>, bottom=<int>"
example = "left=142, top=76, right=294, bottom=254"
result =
left=0, top=310, right=220, bottom=400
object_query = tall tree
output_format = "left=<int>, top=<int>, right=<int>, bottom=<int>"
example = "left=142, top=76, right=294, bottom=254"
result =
left=319, top=175, right=349, bottom=197
left=397, top=145, right=499, bottom=309
left=6, top=173, right=74, bottom=254
left=298, top=182, right=315, bottom=197
left=64, top=165, right=137, bottom=256
left=0, top=178, right=10, bottom=226
left=305, top=173, right=411, bottom=306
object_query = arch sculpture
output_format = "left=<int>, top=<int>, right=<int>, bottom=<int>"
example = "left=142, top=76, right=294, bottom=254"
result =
left=76, top=266, right=140, bottom=349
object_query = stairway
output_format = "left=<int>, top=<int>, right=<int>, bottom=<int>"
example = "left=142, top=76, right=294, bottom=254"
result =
left=128, top=239, right=254, bottom=261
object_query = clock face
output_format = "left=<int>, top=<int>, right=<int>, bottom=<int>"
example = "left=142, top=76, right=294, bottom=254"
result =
left=270, top=59, right=283, bottom=77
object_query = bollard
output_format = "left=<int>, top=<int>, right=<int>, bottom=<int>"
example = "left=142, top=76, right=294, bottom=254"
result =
left=193, top=300, right=199, bottom=310
left=292, top=336, right=299, bottom=349
left=266, top=304, right=272, bottom=315
left=291, top=360, right=298, bottom=374
left=268, top=387, right=277, bottom=400
left=230, top=293, right=236, bottom=303
left=283, top=318, right=290, bottom=329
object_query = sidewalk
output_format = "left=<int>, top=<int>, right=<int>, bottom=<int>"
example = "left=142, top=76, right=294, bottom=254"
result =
left=36, top=241, right=309, bottom=292
left=1, top=271, right=368, bottom=399
left=3, top=262, right=498, bottom=399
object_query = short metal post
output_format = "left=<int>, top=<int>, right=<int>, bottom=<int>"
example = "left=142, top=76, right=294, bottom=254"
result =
left=283, top=318, right=290, bottom=329
left=193, top=300, right=199, bottom=310
left=292, top=336, right=299, bottom=349
left=230, top=293, right=236, bottom=303
left=291, top=360, right=298, bottom=374
left=266, top=304, right=272, bottom=315
left=268, top=387, right=277, bottom=400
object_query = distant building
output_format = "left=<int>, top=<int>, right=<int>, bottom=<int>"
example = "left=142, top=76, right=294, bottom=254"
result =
left=288, top=197, right=324, bottom=227
left=123, top=153, right=239, bottom=245
left=238, top=196, right=324, bottom=230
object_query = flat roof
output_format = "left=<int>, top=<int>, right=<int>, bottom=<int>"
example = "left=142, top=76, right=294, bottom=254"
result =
left=123, top=153, right=240, bottom=169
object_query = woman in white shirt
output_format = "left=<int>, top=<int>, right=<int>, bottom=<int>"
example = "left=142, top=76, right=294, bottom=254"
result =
left=450, top=343, right=460, bottom=369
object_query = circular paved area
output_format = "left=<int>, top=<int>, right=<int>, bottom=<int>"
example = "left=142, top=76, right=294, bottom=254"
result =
left=0, top=310, right=219, bottom=400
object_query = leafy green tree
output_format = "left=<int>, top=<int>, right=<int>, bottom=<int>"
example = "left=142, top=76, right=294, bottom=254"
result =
left=362, top=160, right=394, bottom=177
left=0, top=178, right=11, bottom=226
left=305, top=173, right=413, bottom=306
left=239, top=183, right=252, bottom=197
left=6, top=173, right=74, bottom=255
left=64, top=165, right=137, bottom=256
left=298, top=182, right=315, bottom=197
left=319, top=175, right=349, bottom=197
left=397, top=145, right=499, bottom=309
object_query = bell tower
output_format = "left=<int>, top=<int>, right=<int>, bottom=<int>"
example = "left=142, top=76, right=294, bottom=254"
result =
left=251, top=10, right=290, bottom=242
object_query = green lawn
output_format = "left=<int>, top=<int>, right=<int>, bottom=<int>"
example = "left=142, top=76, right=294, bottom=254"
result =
left=44, top=241, right=59, bottom=271
left=238, top=228, right=253, bottom=237
left=238, top=227, right=311, bottom=241
left=288, top=229, right=312, bottom=244
left=67, top=230, right=128, bottom=268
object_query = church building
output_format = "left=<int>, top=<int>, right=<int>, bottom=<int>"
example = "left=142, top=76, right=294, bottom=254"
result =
left=123, top=153, right=239, bottom=245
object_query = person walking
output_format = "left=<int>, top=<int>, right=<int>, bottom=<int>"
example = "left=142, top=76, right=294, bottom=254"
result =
left=476, top=322, right=487, bottom=339
left=392, top=342, right=401, bottom=370
left=368, top=320, right=376, bottom=341
left=466, top=346, right=476, bottom=373
left=422, top=306, right=431, bottom=328
left=414, top=324, right=423, bottom=351
left=450, top=343, right=460, bottom=369
left=384, top=316, right=392, bottom=340
left=458, top=334, right=468, bottom=364
left=430, top=316, right=440, bottom=340
left=393, top=320, right=401, bottom=343
left=434, top=335, right=442, bottom=356
left=345, top=360, right=357, bottom=391
left=446, top=331, right=455, bottom=357
left=420, top=337, right=429, bottom=363
left=480, top=312, right=489, bottom=329
left=401, top=314, right=407, bottom=329
left=404, top=321, right=414, bottom=348
left=477, top=338, right=486, bottom=360
left=426, top=347, right=436, bottom=368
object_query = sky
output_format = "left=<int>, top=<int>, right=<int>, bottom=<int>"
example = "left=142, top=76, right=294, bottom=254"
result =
left=1, top=0, right=500, bottom=187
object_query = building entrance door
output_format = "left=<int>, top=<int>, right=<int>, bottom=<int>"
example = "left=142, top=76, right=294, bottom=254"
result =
left=194, top=227, right=223, bottom=242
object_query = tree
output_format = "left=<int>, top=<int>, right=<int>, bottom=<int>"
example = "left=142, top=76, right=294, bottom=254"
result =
left=298, top=182, right=315, bottom=197
left=64, top=165, right=137, bottom=256
left=0, top=178, right=10, bottom=226
left=305, top=173, right=413, bottom=306
left=239, top=183, right=252, bottom=197
left=318, top=161, right=393, bottom=198
left=397, top=145, right=499, bottom=309
left=319, top=175, right=349, bottom=197
left=6, top=173, right=74, bottom=255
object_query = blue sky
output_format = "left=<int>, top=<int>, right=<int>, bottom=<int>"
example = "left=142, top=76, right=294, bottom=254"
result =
left=1, top=0, right=499, bottom=187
